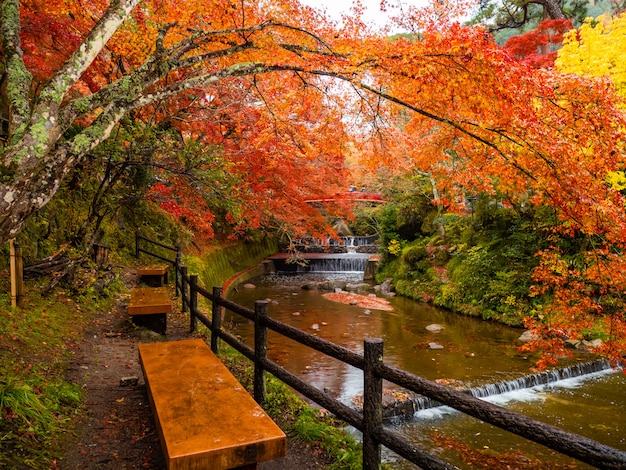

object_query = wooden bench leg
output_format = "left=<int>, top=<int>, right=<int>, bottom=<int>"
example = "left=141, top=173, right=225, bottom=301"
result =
left=131, top=313, right=166, bottom=335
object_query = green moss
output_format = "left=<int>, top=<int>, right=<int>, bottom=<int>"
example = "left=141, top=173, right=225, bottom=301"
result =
left=184, top=238, right=278, bottom=289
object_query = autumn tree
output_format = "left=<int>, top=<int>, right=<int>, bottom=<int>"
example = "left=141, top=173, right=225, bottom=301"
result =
left=556, top=12, right=626, bottom=98
left=3, top=0, right=626, bottom=363
left=0, top=0, right=361, bottom=247
left=347, top=5, right=626, bottom=364
left=504, top=18, right=572, bottom=67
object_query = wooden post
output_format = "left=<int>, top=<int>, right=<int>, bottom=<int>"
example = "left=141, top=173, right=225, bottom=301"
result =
left=180, top=266, right=188, bottom=313
left=363, top=338, right=384, bottom=470
left=189, top=275, right=198, bottom=333
left=254, top=300, right=269, bottom=407
left=135, top=232, right=140, bottom=259
left=211, top=286, right=223, bottom=354
left=9, top=239, right=24, bottom=308
left=175, top=250, right=182, bottom=297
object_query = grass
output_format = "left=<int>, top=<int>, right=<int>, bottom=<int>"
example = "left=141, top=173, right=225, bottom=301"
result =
left=0, top=273, right=122, bottom=469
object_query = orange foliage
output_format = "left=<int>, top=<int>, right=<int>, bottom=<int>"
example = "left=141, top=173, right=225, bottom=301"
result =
left=10, top=0, right=626, bottom=362
left=345, top=20, right=626, bottom=364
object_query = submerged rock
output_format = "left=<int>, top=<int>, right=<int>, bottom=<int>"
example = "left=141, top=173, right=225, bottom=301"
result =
left=301, top=280, right=347, bottom=291
left=352, top=389, right=417, bottom=421
left=425, top=324, right=444, bottom=333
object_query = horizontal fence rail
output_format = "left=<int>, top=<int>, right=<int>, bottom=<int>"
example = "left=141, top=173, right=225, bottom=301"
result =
left=135, top=233, right=182, bottom=294
left=137, top=235, right=626, bottom=469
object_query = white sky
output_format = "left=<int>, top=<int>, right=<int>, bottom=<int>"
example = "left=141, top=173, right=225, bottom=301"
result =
left=300, top=0, right=426, bottom=31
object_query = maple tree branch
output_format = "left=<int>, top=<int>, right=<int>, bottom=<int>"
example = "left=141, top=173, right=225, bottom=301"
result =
left=131, top=62, right=293, bottom=109
left=62, top=40, right=258, bottom=127
left=269, top=22, right=341, bottom=56
left=39, top=0, right=140, bottom=107
left=0, top=0, right=32, bottom=138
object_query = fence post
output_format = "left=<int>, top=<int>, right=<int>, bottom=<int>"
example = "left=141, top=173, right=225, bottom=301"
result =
left=211, top=286, right=223, bottom=354
left=363, top=338, right=384, bottom=470
left=9, top=239, right=24, bottom=308
left=189, top=274, right=198, bottom=333
left=175, top=249, right=182, bottom=297
left=135, top=232, right=140, bottom=259
left=180, top=266, right=188, bottom=313
left=254, top=300, right=269, bottom=407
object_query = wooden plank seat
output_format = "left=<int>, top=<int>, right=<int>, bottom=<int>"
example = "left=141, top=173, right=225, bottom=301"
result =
left=128, top=287, right=171, bottom=334
left=137, top=264, right=170, bottom=286
left=138, top=339, right=286, bottom=470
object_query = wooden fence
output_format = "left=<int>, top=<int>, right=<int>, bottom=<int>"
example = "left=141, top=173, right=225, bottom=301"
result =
left=137, top=233, right=626, bottom=469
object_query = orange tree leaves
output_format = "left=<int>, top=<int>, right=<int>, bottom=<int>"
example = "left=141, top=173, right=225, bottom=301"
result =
left=6, top=0, right=626, bottom=363
left=5, top=0, right=358, bottom=242
left=347, top=21, right=626, bottom=364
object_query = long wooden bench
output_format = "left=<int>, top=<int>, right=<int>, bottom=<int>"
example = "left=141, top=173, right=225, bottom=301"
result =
left=128, top=287, right=172, bottom=334
left=138, top=339, right=286, bottom=469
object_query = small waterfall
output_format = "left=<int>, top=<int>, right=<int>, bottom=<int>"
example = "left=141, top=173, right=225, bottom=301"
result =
left=410, top=359, right=615, bottom=413
left=467, top=360, right=613, bottom=399
left=303, top=254, right=369, bottom=273
left=268, top=253, right=371, bottom=273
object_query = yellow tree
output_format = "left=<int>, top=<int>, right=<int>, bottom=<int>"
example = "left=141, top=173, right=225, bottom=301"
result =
left=556, top=13, right=626, bottom=98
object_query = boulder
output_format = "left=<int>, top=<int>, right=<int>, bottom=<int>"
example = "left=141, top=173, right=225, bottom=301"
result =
left=346, top=282, right=371, bottom=291
left=518, top=330, right=540, bottom=342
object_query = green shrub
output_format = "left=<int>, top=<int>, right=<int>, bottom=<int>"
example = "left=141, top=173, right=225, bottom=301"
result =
left=401, top=244, right=428, bottom=267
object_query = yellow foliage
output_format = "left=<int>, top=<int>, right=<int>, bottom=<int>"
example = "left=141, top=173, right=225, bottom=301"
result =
left=556, top=13, right=626, bottom=100
left=606, top=170, right=626, bottom=191
left=388, top=239, right=402, bottom=256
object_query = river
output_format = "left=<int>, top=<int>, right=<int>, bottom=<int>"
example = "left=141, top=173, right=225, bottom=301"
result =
left=225, top=272, right=626, bottom=469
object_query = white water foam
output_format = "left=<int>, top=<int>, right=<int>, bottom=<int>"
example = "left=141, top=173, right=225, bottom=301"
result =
left=414, top=367, right=618, bottom=420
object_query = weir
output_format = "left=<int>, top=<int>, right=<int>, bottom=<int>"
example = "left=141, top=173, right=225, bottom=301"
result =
left=267, top=252, right=371, bottom=273
left=407, top=359, right=616, bottom=414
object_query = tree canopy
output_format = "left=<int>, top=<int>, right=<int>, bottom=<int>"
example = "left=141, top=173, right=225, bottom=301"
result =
left=3, top=0, right=626, bottom=363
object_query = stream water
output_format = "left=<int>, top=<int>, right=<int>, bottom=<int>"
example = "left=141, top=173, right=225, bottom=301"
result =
left=225, top=271, right=626, bottom=469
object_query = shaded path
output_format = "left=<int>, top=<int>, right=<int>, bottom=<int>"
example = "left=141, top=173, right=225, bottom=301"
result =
left=56, top=268, right=331, bottom=469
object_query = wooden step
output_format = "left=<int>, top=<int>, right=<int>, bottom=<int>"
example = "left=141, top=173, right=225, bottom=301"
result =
left=138, top=339, right=286, bottom=469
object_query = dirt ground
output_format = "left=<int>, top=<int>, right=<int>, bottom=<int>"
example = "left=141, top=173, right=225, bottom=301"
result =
left=56, top=270, right=332, bottom=470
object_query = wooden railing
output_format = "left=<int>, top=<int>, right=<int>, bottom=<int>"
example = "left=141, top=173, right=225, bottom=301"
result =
left=135, top=233, right=181, bottom=293
left=137, top=233, right=626, bottom=469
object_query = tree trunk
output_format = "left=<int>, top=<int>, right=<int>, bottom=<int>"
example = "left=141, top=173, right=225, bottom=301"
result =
left=534, top=0, right=567, bottom=19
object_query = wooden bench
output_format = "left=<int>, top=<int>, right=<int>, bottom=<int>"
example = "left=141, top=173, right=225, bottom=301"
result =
left=138, top=339, right=286, bottom=469
left=128, top=287, right=172, bottom=334
left=136, top=264, right=170, bottom=286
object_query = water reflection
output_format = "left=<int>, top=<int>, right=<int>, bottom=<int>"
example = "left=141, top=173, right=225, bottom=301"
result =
left=225, top=273, right=626, bottom=469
